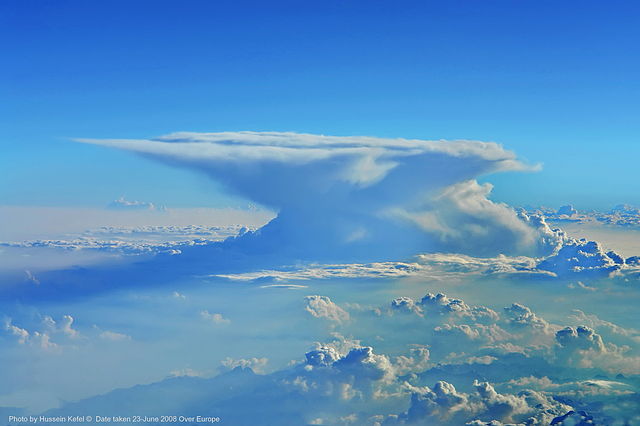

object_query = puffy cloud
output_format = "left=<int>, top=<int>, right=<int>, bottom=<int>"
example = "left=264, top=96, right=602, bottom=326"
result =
left=304, top=296, right=350, bottom=323
left=43, top=315, right=79, bottom=339
left=394, top=180, right=560, bottom=256
left=4, top=319, right=29, bottom=344
left=401, top=381, right=469, bottom=422
left=553, top=326, right=640, bottom=374
left=390, top=297, right=423, bottom=315
left=333, top=346, right=395, bottom=384
left=4, top=314, right=79, bottom=348
left=78, top=131, right=557, bottom=260
left=434, top=324, right=481, bottom=340
left=32, top=296, right=639, bottom=426
left=220, top=357, right=268, bottom=373
left=420, top=293, right=499, bottom=323
left=305, top=346, right=342, bottom=367
left=538, top=239, right=624, bottom=277
left=568, top=309, right=640, bottom=341
left=503, top=303, right=551, bottom=333
left=4, top=319, right=57, bottom=350
left=392, top=347, right=431, bottom=376
left=289, top=339, right=399, bottom=405
left=555, top=326, right=605, bottom=356
left=387, top=380, right=571, bottom=425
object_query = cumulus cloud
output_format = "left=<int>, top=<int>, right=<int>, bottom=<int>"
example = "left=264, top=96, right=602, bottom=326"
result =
left=420, top=293, right=499, bottom=323
left=77, top=131, right=554, bottom=260
left=33, top=288, right=640, bottom=425
left=5, top=314, right=80, bottom=349
left=538, top=239, right=623, bottom=277
left=43, top=315, right=79, bottom=339
left=386, top=380, right=571, bottom=425
left=556, top=326, right=606, bottom=354
left=305, top=296, right=350, bottom=323
left=4, top=319, right=29, bottom=344
left=4, top=319, right=58, bottom=350
left=220, top=357, right=268, bottom=373
left=390, top=297, right=423, bottom=315
left=503, top=303, right=551, bottom=333
left=296, top=339, right=398, bottom=403
left=392, top=180, right=557, bottom=256
left=568, top=309, right=640, bottom=341
left=553, top=326, right=640, bottom=374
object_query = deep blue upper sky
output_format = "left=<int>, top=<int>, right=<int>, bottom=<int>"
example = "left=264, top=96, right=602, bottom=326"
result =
left=3, top=0, right=639, bottom=209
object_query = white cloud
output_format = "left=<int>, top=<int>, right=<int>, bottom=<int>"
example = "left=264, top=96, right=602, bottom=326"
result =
left=30, top=290, right=640, bottom=425
left=42, top=315, right=79, bottom=339
left=214, top=261, right=424, bottom=282
left=387, top=380, right=571, bottom=425
left=503, top=303, right=551, bottom=333
left=392, top=180, right=560, bottom=256
left=305, top=296, right=350, bottom=323
left=5, top=319, right=29, bottom=344
left=420, top=292, right=500, bottom=323
left=77, top=131, right=555, bottom=260
left=568, top=309, right=640, bottom=341
left=4, top=319, right=59, bottom=351
left=200, top=310, right=231, bottom=325
left=220, top=357, right=268, bottom=373
left=554, top=326, right=640, bottom=374
left=538, top=239, right=623, bottom=276
left=390, top=297, right=423, bottom=315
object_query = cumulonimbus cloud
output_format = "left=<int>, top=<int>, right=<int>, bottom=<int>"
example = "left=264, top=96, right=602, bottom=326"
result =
left=77, top=131, right=548, bottom=260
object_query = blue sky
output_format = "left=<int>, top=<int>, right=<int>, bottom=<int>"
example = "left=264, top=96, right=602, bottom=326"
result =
left=3, top=0, right=639, bottom=209
left=3, top=4, right=640, bottom=422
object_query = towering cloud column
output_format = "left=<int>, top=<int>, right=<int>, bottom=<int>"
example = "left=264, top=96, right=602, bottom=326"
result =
left=78, top=131, right=554, bottom=261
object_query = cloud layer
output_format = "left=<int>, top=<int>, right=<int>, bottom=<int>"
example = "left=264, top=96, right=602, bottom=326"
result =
left=28, top=288, right=638, bottom=425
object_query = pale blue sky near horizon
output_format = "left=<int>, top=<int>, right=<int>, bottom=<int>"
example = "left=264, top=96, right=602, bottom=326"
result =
left=3, top=0, right=639, bottom=210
